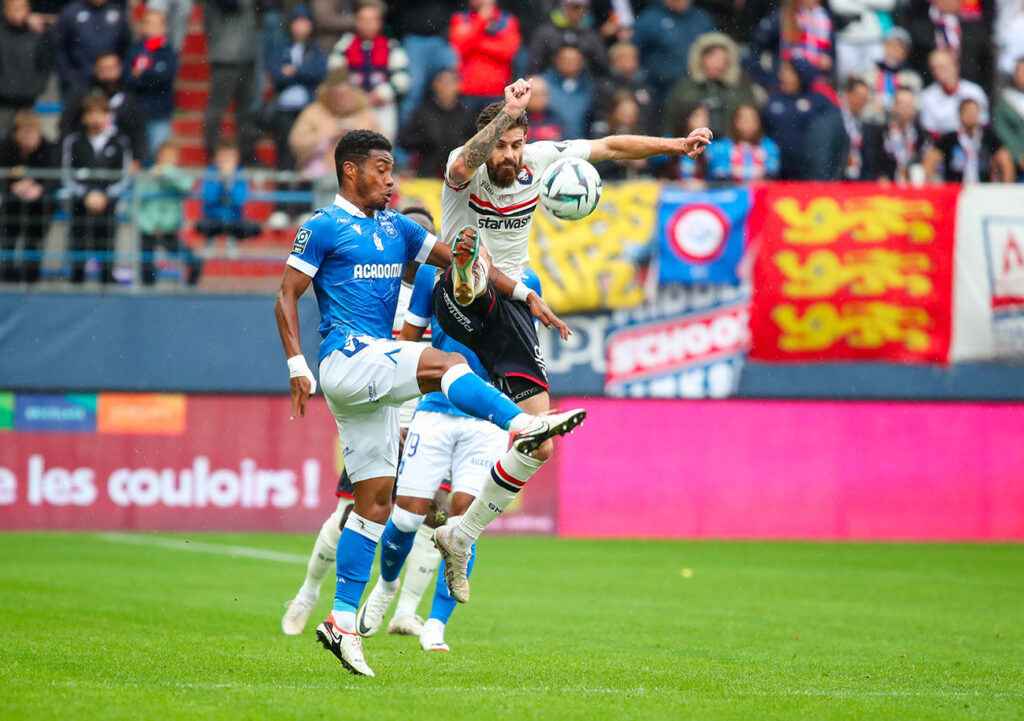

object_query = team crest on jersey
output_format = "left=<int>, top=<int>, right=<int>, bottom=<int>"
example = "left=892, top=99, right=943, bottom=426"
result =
left=499, top=194, right=514, bottom=206
left=517, top=167, right=533, bottom=185
left=378, top=217, right=399, bottom=238
left=292, top=228, right=311, bottom=254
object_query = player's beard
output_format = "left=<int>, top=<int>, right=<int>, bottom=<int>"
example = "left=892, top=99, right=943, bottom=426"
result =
left=486, top=161, right=518, bottom=188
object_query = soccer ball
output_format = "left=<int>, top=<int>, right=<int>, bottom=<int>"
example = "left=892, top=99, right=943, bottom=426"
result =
left=539, top=157, right=603, bottom=221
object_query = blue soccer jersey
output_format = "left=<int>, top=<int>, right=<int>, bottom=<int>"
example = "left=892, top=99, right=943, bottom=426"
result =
left=286, top=194, right=436, bottom=363
left=404, top=265, right=543, bottom=418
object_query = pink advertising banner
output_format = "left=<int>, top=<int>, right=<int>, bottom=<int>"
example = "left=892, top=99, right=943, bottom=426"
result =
left=556, top=397, right=1024, bottom=540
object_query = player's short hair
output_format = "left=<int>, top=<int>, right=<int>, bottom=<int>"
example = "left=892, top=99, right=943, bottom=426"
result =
left=334, top=129, right=393, bottom=183
left=475, top=102, right=529, bottom=132
left=401, top=205, right=436, bottom=232
left=81, top=92, right=110, bottom=114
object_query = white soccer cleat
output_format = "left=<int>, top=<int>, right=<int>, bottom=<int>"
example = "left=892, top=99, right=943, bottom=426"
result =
left=315, top=617, right=375, bottom=677
left=419, top=618, right=450, bottom=652
left=355, top=577, right=399, bottom=638
left=432, top=525, right=472, bottom=604
left=281, top=594, right=317, bottom=636
left=451, top=225, right=489, bottom=306
left=511, top=408, right=587, bottom=454
left=387, top=613, right=425, bottom=636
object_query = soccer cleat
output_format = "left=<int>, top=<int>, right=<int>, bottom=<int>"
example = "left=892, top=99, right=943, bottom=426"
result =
left=419, top=619, right=450, bottom=652
left=511, top=408, right=587, bottom=454
left=281, top=594, right=316, bottom=636
left=450, top=225, right=488, bottom=305
left=387, top=613, right=425, bottom=636
left=432, top=525, right=472, bottom=603
left=354, top=577, right=399, bottom=638
left=315, top=617, right=375, bottom=677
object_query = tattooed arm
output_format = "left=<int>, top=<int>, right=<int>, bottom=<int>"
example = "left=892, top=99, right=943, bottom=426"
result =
left=447, top=78, right=532, bottom=186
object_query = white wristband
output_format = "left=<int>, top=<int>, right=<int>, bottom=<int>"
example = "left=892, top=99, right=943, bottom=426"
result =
left=511, top=281, right=532, bottom=303
left=287, top=354, right=317, bottom=395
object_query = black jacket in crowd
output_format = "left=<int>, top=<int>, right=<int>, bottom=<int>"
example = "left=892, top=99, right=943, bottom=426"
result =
left=61, top=129, right=133, bottom=202
left=61, top=81, right=147, bottom=162
left=0, top=136, right=60, bottom=198
left=0, top=17, right=50, bottom=107
left=398, top=97, right=477, bottom=179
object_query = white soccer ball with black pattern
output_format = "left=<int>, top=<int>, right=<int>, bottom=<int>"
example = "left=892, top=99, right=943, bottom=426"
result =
left=539, top=157, right=603, bottom=221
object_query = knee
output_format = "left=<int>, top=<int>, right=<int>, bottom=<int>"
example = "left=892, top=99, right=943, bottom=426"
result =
left=531, top=439, right=554, bottom=462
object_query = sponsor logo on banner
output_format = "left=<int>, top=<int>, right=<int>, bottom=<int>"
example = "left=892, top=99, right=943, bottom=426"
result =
left=657, top=187, right=751, bottom=284
left=0, top=393, right=12, bottom=430
left=982, top=219, right=1024, bottom=355
left=97, top=394, right=186, bottom=435
left=15, top=394, right=97, bottom=432
left=750, top=183, right=958, bottom=363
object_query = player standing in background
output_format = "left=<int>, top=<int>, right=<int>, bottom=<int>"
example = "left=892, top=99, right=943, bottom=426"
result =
left=354, top=262, right=544, bottom=653
left=274, top=129, right=585, bottom=677
left=431, top=78, right=713, bottom=603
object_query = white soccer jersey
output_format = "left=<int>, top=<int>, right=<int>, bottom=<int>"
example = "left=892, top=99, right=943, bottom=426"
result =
left=441, top=139, right=591, bottom=279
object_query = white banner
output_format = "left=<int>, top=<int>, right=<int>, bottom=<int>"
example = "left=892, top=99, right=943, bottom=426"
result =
left=952, top=185, right=1024, bottom=361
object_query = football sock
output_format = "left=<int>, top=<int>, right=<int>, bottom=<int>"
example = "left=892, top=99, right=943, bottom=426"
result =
left=430, top=539, right=476, bottom=624
left=441, top=364, right=530, bottom=431
left=299, top=499, right=351, bottom=600
left=379, top=506, right=424, bottom=584
left=394, top=525, right=442, bottom=619
left=452, top=449, right=543, bottom=549
left=333, top=512, right=385, bottom=629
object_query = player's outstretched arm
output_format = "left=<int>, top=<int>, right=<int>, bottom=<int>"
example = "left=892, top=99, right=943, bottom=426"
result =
left=447, top=78, right=532, bottom=185
left=275, top=266, right=315, bottom=419
left=587, top=127, right=713, bottom=163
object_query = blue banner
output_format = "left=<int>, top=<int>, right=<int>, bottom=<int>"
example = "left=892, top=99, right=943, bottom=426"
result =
left=656, top=187, right=751, bottom=285
left=14, top=394, right=97, bottom=433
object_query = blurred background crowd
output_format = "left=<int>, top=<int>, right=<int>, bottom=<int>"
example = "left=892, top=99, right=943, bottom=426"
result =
left=3, top=0, right=1024, bottom=286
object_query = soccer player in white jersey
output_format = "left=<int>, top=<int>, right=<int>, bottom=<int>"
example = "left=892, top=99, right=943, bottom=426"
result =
left=430, top=79, right=713, bottom=603
left=274, top=130, right=585, bottom=677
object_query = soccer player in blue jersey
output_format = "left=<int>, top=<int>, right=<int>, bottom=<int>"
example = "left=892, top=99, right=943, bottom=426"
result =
left=353, top=263, right=544, bottom=653
left=274, top=130, right=586, bottom=677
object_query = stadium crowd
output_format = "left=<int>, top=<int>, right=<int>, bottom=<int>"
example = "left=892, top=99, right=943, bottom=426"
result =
left=3, top=0, right=1024, bottom=283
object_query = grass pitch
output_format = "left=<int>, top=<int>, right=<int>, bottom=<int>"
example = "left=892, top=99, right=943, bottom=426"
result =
left=1, top=533, right=1022, bottom=720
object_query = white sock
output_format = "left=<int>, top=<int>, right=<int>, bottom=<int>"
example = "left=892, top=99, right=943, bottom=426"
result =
left=507, top=413, right=533, bottom=433
left=453, top=448, right=544, bottom=549
left=422, top=617, right=445, bottom=636
left=394, top=526, right=442, bottom=618
left=330, top=609, right=356, bottom=633
left=298, top=499, right=350, bottom=600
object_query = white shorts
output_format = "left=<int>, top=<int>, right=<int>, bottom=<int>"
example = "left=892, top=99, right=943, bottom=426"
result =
left=319, top=337, right=427, bottom=482
left=396, top=410, right=509, bottom=500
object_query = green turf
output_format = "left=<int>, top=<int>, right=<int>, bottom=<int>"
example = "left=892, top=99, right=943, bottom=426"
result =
left=1, top=533, right=1022, bottom=720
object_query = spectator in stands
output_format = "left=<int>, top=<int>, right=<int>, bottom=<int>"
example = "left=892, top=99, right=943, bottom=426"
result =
left=0, top=110, right=58, bottom=284
left=61, top=92, right=132, bottom=284
left=592, top=90, right=649, bottom=180
left=840, top=76, right=883, bottom=180
left=528, top=0, right=608, bottom=76
left=994, top=58, right=1024, bottom=180
left=763, top=59, right=848, bottom=180
left=137, top=141, right=202, bottom=285
left=202, top=0, right=259, bottom=166
left=924, top=98, right=1014, bottom=182
left=269, top=5, right=327, bottom=172
left=706, top=103, right=781, bottom=181
left=288, top=68, right=380, bottom=178
left=904, top=0, right=994, bottom=91
left=997, top=10, right=1024, bottom=80
left=541, top=44, right=593, bottom=140
left=830, top=0, right=895, bottom=83
left=634, top=0, right=714, bottom=104
left=311, top=0, right=354, bottom=53
left=61, top=52, right=147, bottom=167
left=523, top=74, right=564, bottom=141
left=393, top=1, right=459, bottom=126
left=328, top=0, right=409, bottom=141
left=397, top=69, right=475, bottom=178
left=147, top=0, right=192, bottom=52
left=126, top=8, right=178, bottom=164
left=53, top=0, right=132, bottom=95
left=919, top=48, right=988, bottom=137
left=0, top=0, right=50, bottom=141
left=860, top=27, right=923, bottom=116
left=748, top=0, right=834, bottom=90
left=449, top=0, right=521, bottom=112
left=196, top=139, right=261, bottom=256
left=590, top=41, right=654, bottom=136
left=871, top=86, right=927, bottom=184
left=663, top=32, right=757, bottom=140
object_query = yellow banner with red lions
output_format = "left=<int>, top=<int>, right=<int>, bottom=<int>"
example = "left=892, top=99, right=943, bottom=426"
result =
left=750, top=183, right=959, bottom=363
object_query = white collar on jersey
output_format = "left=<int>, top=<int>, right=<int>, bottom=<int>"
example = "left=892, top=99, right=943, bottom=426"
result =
left=333, top=193, right=377, bottom=219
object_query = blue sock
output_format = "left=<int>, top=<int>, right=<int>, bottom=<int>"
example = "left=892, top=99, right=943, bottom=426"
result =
left=379, top=519, right=417, bottom=583
left=443, top=367, right=521, bottom=429
left=333, top=518, right=381, bottom=614
left=429, top=543, right=476, bottom=624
